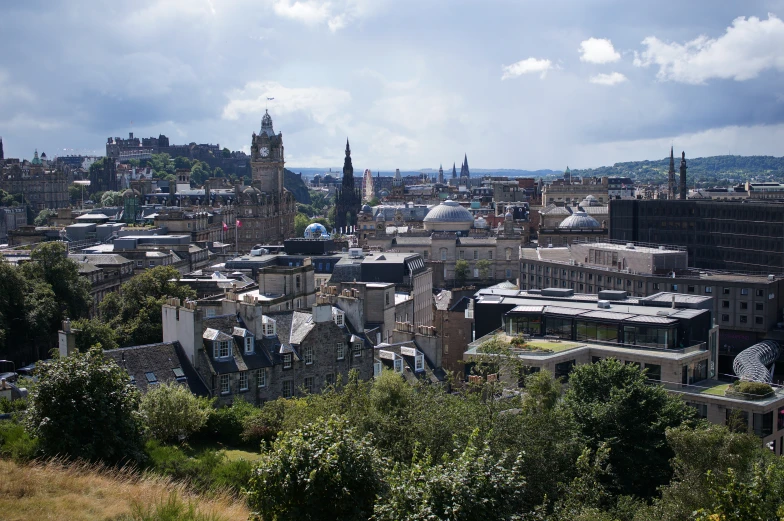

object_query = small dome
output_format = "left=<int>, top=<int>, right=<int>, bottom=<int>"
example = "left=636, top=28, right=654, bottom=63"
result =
left=579, top=194, right=600, bottom=207
left=123, top=188, right=140, bottom=198
left=474, top=216, right=487, bottom=229
left=361, top=204, right=372, bottom=214
left=376, top=212, right=386, bottom=222
left=504, top=210, right=513, bottom=222
left=304, top=223, right=329, bottom=238
left=559, top=210, right=601, bottom=229
left=323, top=174, right=334, bottom=184
left=423, top=200, right=474, bottom=223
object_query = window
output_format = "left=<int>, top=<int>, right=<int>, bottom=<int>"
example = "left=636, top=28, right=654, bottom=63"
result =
left=423, top=250, right=428, bottom=260
left=296, top=275, right=301, bottom=290
left=488, top=250, right=493, bottom=260
left=740, top=315, right=748, bottom=323
left=459, top=250, right=464, bottom=260
left=239, top=371, right=248, bottom=391
left=721, top=314, right=729, bottom=322
left=386, top=293, right=390, bottom=305
left=753, top=412, right=773, bottom=437
left=440, top=248, right=447, bottom=261
left=415, top=354, right=424, bottom=372
left=705, top=287, right=713, bottom=294
left=505, top=248, right=512, bottom=261
left=325, top=373, right=335, bottom=386
left=283, top=353, right=292, bottom=369
left=722, top=300, right=730, bottom=308
left=506, top=269, right=512, bottom=278
left=334, top=312, right=344, bottom=327
left=653, top=283, right=659, bottom=290
left=723, top=287, right=730, bottom=295
left=756, top=316, right=764, bottom=325
left=687, top=285, right=695, bottom=293
left=645, top=364, right=661, bottom=381
left=336, top=343, right=345, bottom=360
left=244, top=336, right=254, bottom=354
left=757, top=289, right=764, bottom=297
left=220, top=374, right=230, bottom=394
left=304, top=376, right=314, bottom=394
left=740, top=302, right=748, bottom=310
left=263, top=318, right=276, bottom=337
left=353, top=342, right=362, bottom=357
left=145, top=372, right=157, bottom=384
left=136, top=260, right=143, bottom=267
left=149, top=261, right=155, bottom=267
left=282, top=380, right=293, bottom=398
left=214, top=341, right=230, bottom=359
left=689, top=402, right=708, bottom=419
left=741, top=288, right=749, bottom=295
left=671, top=284, right=678, bottom=291
left=394, top=358, right=403, bottom=373
left=756, top=303, right=764, bottom=311
left=304, top=345, right=313, bottom=365
left=473, top=250, right=478, bottom=260
left=257, top=368, right=267, bottom=388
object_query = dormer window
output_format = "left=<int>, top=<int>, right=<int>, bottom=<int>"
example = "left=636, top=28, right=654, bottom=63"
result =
left=262, top=316, right=276, bottom=337
left=213, top=340, right=230, bottom=359
left=244, top=335, right=254, bottom=354
left=394, top=358, right=403, bottom=373
left=283, top=353, right=292, bottom=369
left=333, top=309, right=345, bottom=327
left=415, top=354, right=424, bottom=372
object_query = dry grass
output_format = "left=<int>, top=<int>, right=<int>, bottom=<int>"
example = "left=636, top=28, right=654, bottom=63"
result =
left=0, top=458, right=251, bottom=521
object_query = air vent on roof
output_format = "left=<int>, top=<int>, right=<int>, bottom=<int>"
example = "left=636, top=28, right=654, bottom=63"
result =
left=597, top=300, right=611, bottom=309
left=656, top=310, right=672, bottom=316
left=625, top=243, right=635, bottom=249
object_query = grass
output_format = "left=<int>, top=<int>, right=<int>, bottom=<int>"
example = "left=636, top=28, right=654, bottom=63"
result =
left=0, top=458, right=250, bottom=521
left=699, top=383, right=731, bottom=396
left=222, top=448, right=263, bottom=462
left=523, top=340, right=580, bottom=352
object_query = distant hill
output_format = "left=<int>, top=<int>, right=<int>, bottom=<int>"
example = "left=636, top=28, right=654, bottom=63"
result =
left=570, top=155, right=784, bottom=186
left=284, top=168, right=311, bottom=204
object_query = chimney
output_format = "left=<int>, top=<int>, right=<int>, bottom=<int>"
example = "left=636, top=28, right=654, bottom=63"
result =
left=312, top=302, right=332, bottom=323
left=58, top=319, right=77, bottom=357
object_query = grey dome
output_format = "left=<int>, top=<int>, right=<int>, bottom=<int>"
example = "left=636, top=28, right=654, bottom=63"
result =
left=424, top=200, right=473, bottom=223
left=579, top=194, right=600, bottom=207
left=361, top=204, right=372, bottom=214
left=559, top=210, right=601, bottom=229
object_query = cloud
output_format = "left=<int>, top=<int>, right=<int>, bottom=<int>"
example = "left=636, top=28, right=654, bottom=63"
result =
left=578, top=38, right=621, bottom=64
left=221, top=81, right=351, bottom=127
left=270, top=0, right=380, bottom=32
left=271, top=0, right=330, bottom=26
left=501, top=58, right=553, bottom=80
left=634, top=14, right=784, bottom=84
left=589, top=72, right=627, bottom=86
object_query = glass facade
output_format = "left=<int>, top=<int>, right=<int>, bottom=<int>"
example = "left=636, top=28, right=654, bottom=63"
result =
left=545, top=317, right=572, bottom=339
left=507, top=315, right=542, bottom=336
left=576, top=321, right=618, bottom=343
left=622, top=325, right=677, bottom=349
left=754, top=412, right=774, bottom=438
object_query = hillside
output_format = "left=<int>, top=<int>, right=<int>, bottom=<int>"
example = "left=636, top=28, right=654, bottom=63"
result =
left=571, top=155, right=784, bottom=186
left=0, top=458, right=250, bottom=521
left=284, top=168, right=311, bottom=204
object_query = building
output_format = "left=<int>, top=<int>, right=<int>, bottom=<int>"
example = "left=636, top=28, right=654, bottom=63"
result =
left=434, top=287, right=478, bottom=375
left=538, top=207, right=608, bottom=246
left=519, top=240, right=784, bottom=374
left=363, top=168, right=375, bottom=202
left=0, top=150, right=70, bottom=211
left=542, top=172, right=609, bottom=206
left=609, top=199, right=784, bottom=273
left=466, top=287, right=784, bottom=454
left=334, top=140, right=362, bottom=231
left=70, top=253, right=135, bottom=315
left=0, top=207, right=27, bottom=243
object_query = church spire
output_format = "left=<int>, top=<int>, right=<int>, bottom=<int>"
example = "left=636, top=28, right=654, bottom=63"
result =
left=345, top=138, right=351, bottom=156
left=342, top=138, right=354, bottom=189
left=0, top=137, right=4, bottom=161
left=452, top=163, right=457, bottom=178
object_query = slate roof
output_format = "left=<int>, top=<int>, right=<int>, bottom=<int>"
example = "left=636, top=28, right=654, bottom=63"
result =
left=434, top=290, right=452, bottom=311
left=374, top=342, right=446, bottom=384
left=104, top=342, right=209, bottom=396
left=289, top=312, right=315, bottom=344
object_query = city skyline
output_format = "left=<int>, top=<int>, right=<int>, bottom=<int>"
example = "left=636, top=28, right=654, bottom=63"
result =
left=1, top=1, right=784, bottom=169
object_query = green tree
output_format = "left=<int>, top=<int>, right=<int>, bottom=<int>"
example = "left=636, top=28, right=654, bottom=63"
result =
left=33, top=208, right=56, bottom=226
left=476, top=259, right=492, bottom=281
left=25, top=347, right=144, bottom=464
left=695, top=465, right=784, bottom=521
left=21, top=241, right=92, bottom=321
left=68, top=183, right=84, bottom=206
left=222, top=147, right=231, bottom=158
left=140, top=383, right=212, bottom=443
left=0, top=262, right=26, bottom=354
left=247, top=415, right=382, bottom=521
left=71, top=317, right=119, bottom=351
left=99, top=265, right=196, bottom=346
left=563, top=358, right=695, bottom=498
left=454, top=259, right=469, bottom=286
left=100, top=190, right=123, bottom=207
left=87, top=158, right=106, bottom=194
left=294, top=213, right=310, bottom=237
left=374, top=430, right=526, bottom=521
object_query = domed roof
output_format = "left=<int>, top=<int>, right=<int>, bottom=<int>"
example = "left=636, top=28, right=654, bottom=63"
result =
left=559, top=210, right=601, bottom=229
left=361, top=204, right=372, bottom=214
left=504, top=210, right=513, bottom=221
left=260, top=110, right=275, bottom=137
left=376, top=211, right=386, bottom=222
left=304, top=223, right=329, bottom=238
left=474, top=216, right=487, bottom=229
left=579, top=194, right=600, bottom=207
left=123, top=188, right=140, bottom=198
left=243, top=186, right=260, bottom=195
left=424, top=200, right=473, bottom=223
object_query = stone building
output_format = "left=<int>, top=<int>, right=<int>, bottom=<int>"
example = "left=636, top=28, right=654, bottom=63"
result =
left=542, top=173, right=609, bottom=206
left=0, top=150, right=70, bottom=212
left=335, top=140, right=362, bottom=231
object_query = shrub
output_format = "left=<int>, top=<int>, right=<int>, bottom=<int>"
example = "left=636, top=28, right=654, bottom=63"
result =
left=140, top=383, right=212, bottom=443
left=0, top=419, right=39, bottom=462
left=125, top=491, right=227, bottom=521
left=200, top=400, right=257, bottom=447
left=731, top=380, right=774, bottom=397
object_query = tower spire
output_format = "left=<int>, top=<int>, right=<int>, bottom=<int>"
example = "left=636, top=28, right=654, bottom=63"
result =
left=345, top=138, right=351, bottom=156
left=668, top=145, right=676, bottom=199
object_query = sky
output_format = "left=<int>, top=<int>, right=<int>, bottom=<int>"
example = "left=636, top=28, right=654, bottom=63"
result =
left=1, top=0, right=784, bottom=171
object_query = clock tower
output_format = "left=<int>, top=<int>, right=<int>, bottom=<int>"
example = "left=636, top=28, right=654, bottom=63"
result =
left=250, top=110, right=284, bottom=195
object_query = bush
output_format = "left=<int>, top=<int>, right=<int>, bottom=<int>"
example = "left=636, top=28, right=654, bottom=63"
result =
left=247, top=415, right=383, bottom=521
left=731, top=380, right=774, bottom=397
left=141, top=383, right=212, bottom=443
left=0, top=396, right=28, bottom=414
left=0, top=419, right=39, bottom=462
left=124, top=491, right=227, bottom=521
left=200, top=400, right=257, bottom=447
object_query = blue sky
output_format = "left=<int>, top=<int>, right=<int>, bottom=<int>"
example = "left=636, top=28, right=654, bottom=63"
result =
left=1, top=0, right=784, bottom=170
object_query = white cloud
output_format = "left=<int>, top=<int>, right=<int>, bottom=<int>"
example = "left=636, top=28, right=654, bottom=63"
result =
left=589, top=72, right=627, bottom=86
left=270, top=0, right=381, bottom=32
left=501, top=58, right=553, bottom=80
left=578, top=38, right=621, bottom=64
left=634, top=14, right=784, bottom=84
left=221, top=81, right=351, bottom=126
left=271, top=0, right=331, bottom=26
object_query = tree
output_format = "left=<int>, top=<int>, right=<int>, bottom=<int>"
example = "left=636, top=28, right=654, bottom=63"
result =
left=695, top=465, right=784, bottom=521
left=71, top=318, right=119, bottom=351
left=68, top=183, right=83, bottom=206
left=22, top=241, right=92, bottom=321
left=247, top=415, right=382, bottom=521
left=563, top=358, right=695, bottom=498
left=222, top=147, right=231, bottom=158
left=33, top=208, right=56, bottom=226
left=140, top=383, right=212, bottom=443
left=25, top=347, right=145, bottom=464
left=100, top=190, right=123, bottom=207
left=99, top=265, right=196, bottom=346
left=374, top=430, right=526, bottom=521
left=294, top=213, right=310, bottom=237
left=476, top=259, right=492, bottom=281
left=454, top=259, right=469, bottom=287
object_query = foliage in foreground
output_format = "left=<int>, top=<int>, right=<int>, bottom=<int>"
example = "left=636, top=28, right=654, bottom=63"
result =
left=140, top=383, right=212, bottom=443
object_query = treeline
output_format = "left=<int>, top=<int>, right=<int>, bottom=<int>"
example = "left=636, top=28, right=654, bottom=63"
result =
left=3, top=352, right=784, bottom=520
left=572, top=155, right=784, bottom=186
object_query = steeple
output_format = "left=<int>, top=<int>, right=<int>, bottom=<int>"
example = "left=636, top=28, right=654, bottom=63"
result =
left=342, top=138, right=354, bottom=189
left=438, top=164, right=444, bottom=184
left=460, top=154, right=470, bottom=178
left=0, top=137, right=4, bottom=161
left=452, top=163, right=457, bottom=178
left=679, top=151, right=688, bottom=200
left=260, top=109, right=275, bottom=137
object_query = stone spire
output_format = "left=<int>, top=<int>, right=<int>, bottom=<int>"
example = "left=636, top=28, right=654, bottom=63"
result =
left=0, top=137, right=3, bottom=161
left=260, top=109, right=275, bottom=137
left=438, top=164, right=444, bottom=184
left=460, top=154, right=470, bottom=178
left=679, top=151, right=687, bottom=200
left=452, top=163, right=457, bottom=178
left=668, top=146, right=676, bottom=199
left=342, top=138, right=354, bottom=189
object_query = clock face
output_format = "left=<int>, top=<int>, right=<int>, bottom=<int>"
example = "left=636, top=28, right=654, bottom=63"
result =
left=260, top=146, right=270, bottom=158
